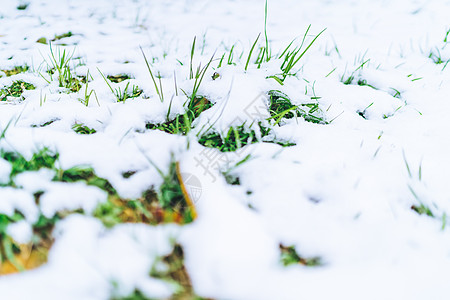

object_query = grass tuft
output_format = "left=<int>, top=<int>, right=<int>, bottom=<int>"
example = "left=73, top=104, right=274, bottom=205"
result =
left=98, top=69, right=142, bottom=102
left=0, top=80, right=35, bottom=101
left=42, top=44, right=83, bottom=93
left=0, top=148, right=58, bottom=180
left=51, top=31, right=73, bottom=42
left=280, top=244, right=322, bottom=267
left=94, top=158, right=197, bottom=227
left=72, top=123, right=97, bottom=134
left=198, top=122, right=295, bottom=152
left=268, top=90, right=327, bottom=125
left=149, top=244, right=209, bottom=300
left=147, top=96, right=212, bottom=135
left=1, top=65, right=29, bottom=77
left=107, top=74, right=132, bottom=83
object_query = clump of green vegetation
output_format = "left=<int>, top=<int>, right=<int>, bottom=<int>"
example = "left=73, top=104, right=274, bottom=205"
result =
left=199, top=122, right=296, bottom=152
left=107, top=74, right=132, bottom=83
left=72, top=123, right=97, bottom=134
left=198, top=124, right=260, bottom=152
left=150, top=244, right=208, bottom=300
left=147, top=96, right=212, bottom=135
left=99, top=70, right=143, bottom=102
left=36, top=37, right=47, bottom=44
left=0, top=211, right=57, bottom=275
left=94, top=160, right=197, bottom=227
left=268, top=90, right=327, bottom=125
left=341, top=58, right=371, bottom=85
left=1, top=146, right=197, bottom=230
left=41, top=45, right=84, bottom=93
left=17, top=3, right=29, bottom=10
left=411, top=204, right=434, bottom=217
left=113, top=243, right=210, bottom=299
left=0, top=148, right=58, bottom=180
left=113, top=82, right=142, bottom=102
left=56, top=166, right=115, bottom=194
left=0, top=80, right=35, bottom=101
left=222, top=154, right=252, bottom=185
left=0, top=149, right=86, bottom=275
left=280, top=244, right=322, bottom=267
left=51, top=31, right=73, bottom=42
left=31, top=119, right=59, bottom=128
left=1, top=65, right=29, bottom=77
left=268, top=25, right=326, bottom=84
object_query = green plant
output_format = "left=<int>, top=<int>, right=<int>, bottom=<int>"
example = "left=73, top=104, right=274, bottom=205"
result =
left=263, top=0, right=271, bottom=63
left=150, top=244, right=204, bottom=299
left=222, top=154, right=252, bottom=185
left=245, top=33, right=261, bottom=71
left=0, top=80, right=35, bottom=101
left=78, top=70, right=99, bottom=106
left=341, top=58, right=370, bottom=85
left=268, top=90, right=327, bottom=124
left=51, top=31, right=73, bottom=42
left=156, top=158, right=197, bottom=223
left=141, top=47, right=164, bottom=102
left=0, top=210, right=60, bottom=275
left=98, top=69, right=142, bottom=102
left=72, top=123, right=97, bottom=134
left=31, top=119, right=59, bottom=128
left=0, top=212, right=26, bottom=272
left=56, top=166, right=115, bottom=194
left=1, top=65, right=29, bottom=77
left=280, top=244, right=322, bottom=267
left=107, top=74, right=132, bottom=83
left=41, top=44, right=83, bottom=92
left=269, top=25, right=326, bottom=84
left=95, top=155, right=197, bottom=227
left=17, top=3, right=29, bottom=10
left=0, top=148, right=58, bottom=180
left=411, top=204, right=434, bottom=217
left=198, top=124, right=259, bottom=152
left=147, top=96, right=212, bottom=135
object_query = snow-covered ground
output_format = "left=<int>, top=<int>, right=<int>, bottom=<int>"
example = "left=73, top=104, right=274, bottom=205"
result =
left=1, top=0, right=450, bottom=299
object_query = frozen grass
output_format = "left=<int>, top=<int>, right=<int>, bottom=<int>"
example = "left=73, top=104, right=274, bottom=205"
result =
left=1, top=65, right=29, bottom=77
left=0, top=147, right=197, bottom=275
left=268, top=90, right=327, bottom=125
left=0, top=80, right=35, bottom=101
left=40, top=45, right=84, bottom=93
left=146, top=96, right=213, bottom=135
left=72, top=123, right=97, bottom=134
left=2, top=1, right=450, bottom=299
left=279, top=244, right=322, bottom=267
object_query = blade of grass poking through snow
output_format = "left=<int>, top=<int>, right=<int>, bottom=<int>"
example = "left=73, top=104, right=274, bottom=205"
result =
left=227, top=45, right=235, bottom=65
left=140, top=46, right=164, bottom=102
left=173, top=71, right=178, bottom=96
left=280, top=27, right=326, bottom=82
left=189, top=37, right=196, bottom=80
left=0, top=118, right=14, bottom=140
left=245, top=33, right=261, bottom=71
left=217, top=53, right=225, bottom=68
left=264, top=0, right=270, bottom=62
left=278, top=38, right=297, bottom=59
left=97, top=68, right=117, bottom=100
left=190, top=53, right=214, bottom=101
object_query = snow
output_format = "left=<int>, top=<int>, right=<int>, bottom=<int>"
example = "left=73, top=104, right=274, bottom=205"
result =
left=1, top=0, right=450, bottom=299
left=0, top=158, right=11, bottom=184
